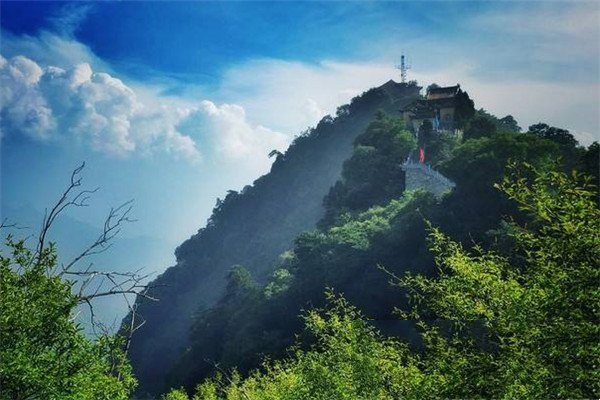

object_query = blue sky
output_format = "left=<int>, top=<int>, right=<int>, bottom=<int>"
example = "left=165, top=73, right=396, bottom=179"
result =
left=1, top=1, right=599, bottom=286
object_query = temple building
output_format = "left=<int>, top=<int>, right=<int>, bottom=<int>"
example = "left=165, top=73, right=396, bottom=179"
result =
left=400, top=84, right=463, bottom=134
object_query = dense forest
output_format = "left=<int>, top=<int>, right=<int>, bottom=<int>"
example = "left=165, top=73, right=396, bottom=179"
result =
left=132, top=80, right=597, bottom=398
left=124, top=80, right=423, bottom=395
left=1, top=79, right=598, bottom=400
left=154, top=99, right=599, bottom=398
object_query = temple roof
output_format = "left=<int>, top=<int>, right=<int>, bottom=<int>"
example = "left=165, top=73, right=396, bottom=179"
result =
left=426, top=97, right=456, bottom=108
left=401, top=99, right=436, bottom=118
left=427, top=84, right=460, bottom=99
left=401, top=95, right=456, bottom=117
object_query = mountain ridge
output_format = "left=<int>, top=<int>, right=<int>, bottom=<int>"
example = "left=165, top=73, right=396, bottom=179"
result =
left=126, top=80, right=423, bottom=395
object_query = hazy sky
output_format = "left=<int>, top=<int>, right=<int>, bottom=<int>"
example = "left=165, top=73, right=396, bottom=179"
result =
left=1, top=1, right=599, bottom=268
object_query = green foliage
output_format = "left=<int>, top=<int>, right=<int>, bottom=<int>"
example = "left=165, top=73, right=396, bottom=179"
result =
left=0, top=237, right=136, bottom=400
left=497, top=115, right=521, bottom=132
left=426, top=83, right=440, bottom=92
left=453, top=89, right=475, bottom=129
left=164, top=115, right=597, bottom=394
left=264, top=268, right=293, bottom=300
left=322, top=114, right=416, bottom=224
left=353, top=114, right=416, bottom=160
left=525, top=123, right=586, bottom=173
left=399, top=164, right=600, bottom=398
left=527, top=122, right=578, bottom=148
left=166, top=189, right=435, bottom=393
left=163, top=388, right=191, bottom=400
left=466, top=109, right=522, bottom=135
left=463, top=113, right=497, bottom=140
left=423, top=130, right=460, bottom=167
left=129, top=82, right=423, bottom=396
left=170, top=164, right=598, bottom=400
left=417, top=119, right=434, bottom=149
left=576, top=141, right=599, bottom=185
left=226, top=265, right=259, bottom=295
left=171, top=292, right=424, bottom=400
left=153, top=85, right=597, bottom=397
left=437, top=131, right=560, bottom=244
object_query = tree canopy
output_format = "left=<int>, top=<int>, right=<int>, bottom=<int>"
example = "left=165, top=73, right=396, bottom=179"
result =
left=0, top=237, right=137, bottom=400
left=164, top=163, right=599, bottom=400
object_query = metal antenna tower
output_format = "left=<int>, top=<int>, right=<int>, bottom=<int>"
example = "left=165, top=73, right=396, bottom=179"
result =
left=396, top=54, right=411, bottom=83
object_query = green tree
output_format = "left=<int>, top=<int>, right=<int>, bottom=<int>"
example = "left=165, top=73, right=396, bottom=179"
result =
left=167, top=164, right=599, bottom=400
left=170, top=292, right=425, bottom=400
left=426, top=83, right=440, bottom=92
left=423, top=130, right=460, bottom=167
left=399, top=163, right=600, bottom=398
left=417, top=119, right=434, bottom=149
left=497, top=115, right=521, bottom=132
left=453, top=89, right=475, bottom=129
left=0, top=236, right=136, bottom=400
left=0, top=164, right=146, bottom=400
left=322, top=114, right=416, bottom=224
left=577, top=141, right=599, bottom=186
left=463, top=114, right=497, bottom=140
left=528, top=123, right=577, bottom=148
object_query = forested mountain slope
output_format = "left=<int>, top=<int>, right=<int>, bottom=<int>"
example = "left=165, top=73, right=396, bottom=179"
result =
left=154, top=99, right=598, bottom=396
left=126, top=81, right=422, bottom=395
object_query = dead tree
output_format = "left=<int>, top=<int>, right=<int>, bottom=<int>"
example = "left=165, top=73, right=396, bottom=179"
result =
left=22, top=162, right=158, bottom=346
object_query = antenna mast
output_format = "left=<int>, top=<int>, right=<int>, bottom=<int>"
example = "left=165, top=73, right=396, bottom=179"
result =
left=396, top=54, right=410, bottom=83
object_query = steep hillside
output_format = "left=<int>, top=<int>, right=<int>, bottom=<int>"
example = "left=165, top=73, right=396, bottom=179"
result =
left=151, top=94, right=598, bottom=396
left=126, top=81, right=422, bottom=395
left=162, top=114, right=582, bottom=394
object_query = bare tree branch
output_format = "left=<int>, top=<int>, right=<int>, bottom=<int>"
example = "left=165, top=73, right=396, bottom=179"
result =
left=60, top=200, right=136, bottom=275
left=35, top=162, right=99, bottom=265
left=0, top=218, right=29, bottom=230
left=23, top=162, right=159, bottom=343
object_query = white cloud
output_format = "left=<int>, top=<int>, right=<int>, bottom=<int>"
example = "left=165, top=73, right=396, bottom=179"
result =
left=0, top=54, right=200, bottom=160
left=0, top=29, right=108, bottom=72
left=469, top=3, right=600, bottom=62
left=0, top=55, right=54, bottom=140
left=217, top=59, right=396, bottom=134
left=2, top=19, right=597, bottom=169
left=472, top=4, right=599, bottom=39
left=214, top=58, right=598, bottom=147
left=0, top=52, right=295, bottom=165
left=47, top=3, right=95, bottom=37
left=180, top=101, right=288, bottom=168
left=302, top=98, right=326, bottom=126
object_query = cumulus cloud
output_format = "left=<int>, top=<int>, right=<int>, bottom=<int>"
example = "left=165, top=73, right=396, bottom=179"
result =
left=178, top=101, right=288, bottom=168
left=2, top=22, right=597, bottom=167
left=0, top=55, right=54, bottom=140
left=0, top=52, right=293, bottom=165
left=0, top=54, right=201, bottom=160
left=0, top=29, right=108, bottom=72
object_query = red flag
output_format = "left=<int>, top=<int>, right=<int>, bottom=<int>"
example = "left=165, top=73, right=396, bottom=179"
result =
left=419, top=147, right=425, bottom=163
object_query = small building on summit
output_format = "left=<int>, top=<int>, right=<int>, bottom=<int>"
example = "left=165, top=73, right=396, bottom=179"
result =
left=400, top=84, right=463, bottom=134
left=426, top=85, right=460, bottom=100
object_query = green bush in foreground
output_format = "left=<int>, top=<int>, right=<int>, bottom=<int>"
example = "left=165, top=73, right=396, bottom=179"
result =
left=166, top=164, right=599, bottom=400
left=0, top=239, right=136, bottom=400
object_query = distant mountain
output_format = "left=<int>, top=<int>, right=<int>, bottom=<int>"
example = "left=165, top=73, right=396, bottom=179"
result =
left=125, top=80, right=423, bottom=395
